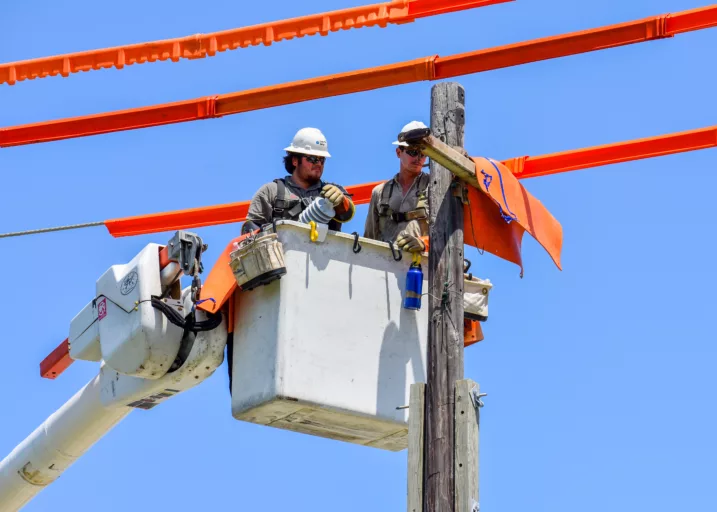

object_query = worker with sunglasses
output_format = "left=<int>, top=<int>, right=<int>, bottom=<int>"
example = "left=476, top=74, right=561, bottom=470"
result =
left=244, top=127, right=355, bottom=233
left=363, top=121, right=431, bottom=253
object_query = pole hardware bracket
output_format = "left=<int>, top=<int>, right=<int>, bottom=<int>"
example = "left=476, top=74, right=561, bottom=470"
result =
left=470, top=385, right=487, bottom=409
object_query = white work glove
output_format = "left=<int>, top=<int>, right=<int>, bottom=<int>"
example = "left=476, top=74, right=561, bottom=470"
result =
left=396, top=231, right=426, bottom=253
left=321, top=184, right=345, bottom=207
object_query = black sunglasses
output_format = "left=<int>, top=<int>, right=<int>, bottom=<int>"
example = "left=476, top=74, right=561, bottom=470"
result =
left=304, top=155, right=326, bottom=164
left=403, top=148, right=424, bottom=158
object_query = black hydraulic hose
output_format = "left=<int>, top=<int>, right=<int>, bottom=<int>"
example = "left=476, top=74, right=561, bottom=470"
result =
left=150, top=297, right=222, bottom=332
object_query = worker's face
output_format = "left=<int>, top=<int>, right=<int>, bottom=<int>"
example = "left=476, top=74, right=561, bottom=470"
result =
left=397, top=146, right=426, bottom=175
left=293, top=155, right=325, bottom=184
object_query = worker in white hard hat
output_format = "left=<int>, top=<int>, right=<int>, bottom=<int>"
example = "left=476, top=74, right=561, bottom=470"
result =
left=244, top=127, right=355, bottom=232
left=363, top=121, right=431, bottom=253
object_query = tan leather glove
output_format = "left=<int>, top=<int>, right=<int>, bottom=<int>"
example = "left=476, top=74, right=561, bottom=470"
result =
left=396, top=231, right=426, bottom=253
left=321, top=184, right=345, bottom=207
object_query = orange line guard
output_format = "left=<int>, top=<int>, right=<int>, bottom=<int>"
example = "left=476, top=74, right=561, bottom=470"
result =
left=0, top=0, right=511, bottom=86
left=104, top=123, right=717, bottom=237
left=2, top=5, right=716, bottom=147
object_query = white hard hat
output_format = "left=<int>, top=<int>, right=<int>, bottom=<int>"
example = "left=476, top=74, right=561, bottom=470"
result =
left=284, top=127, right=331, bottom=157
left=393, top=120, right=429, bottom=146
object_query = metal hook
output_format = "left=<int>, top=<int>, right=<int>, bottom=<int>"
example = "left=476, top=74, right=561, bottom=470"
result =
left=464, top=258, right=472, bottom=273
left=351, top=232, right=362, bottom=254
left=388, top=241, right=402, bottom=261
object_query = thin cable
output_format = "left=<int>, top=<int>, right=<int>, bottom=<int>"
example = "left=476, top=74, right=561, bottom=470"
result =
left=486, top=158, right=518, bottom=223
left=465, top=192, right=485, bottom=256
left=0, top=221, right=103, bottom=239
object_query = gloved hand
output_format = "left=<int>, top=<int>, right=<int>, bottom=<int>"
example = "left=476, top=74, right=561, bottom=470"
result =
left=321, top=184, right=346, bottom=207
left=396, top=231, right=426, bottom=253
left=241, top=220, right=261, bottom=235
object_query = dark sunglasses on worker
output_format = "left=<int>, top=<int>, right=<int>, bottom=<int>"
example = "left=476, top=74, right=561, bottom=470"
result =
left=304, top=155, right=326, bottom=164
left=403, top=148, right=424, bottom=158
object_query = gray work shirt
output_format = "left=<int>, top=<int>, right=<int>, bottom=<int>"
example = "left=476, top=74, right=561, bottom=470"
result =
left=363, top=172, right=430, bottom=243
left=246, top=175, right=352, bottom=230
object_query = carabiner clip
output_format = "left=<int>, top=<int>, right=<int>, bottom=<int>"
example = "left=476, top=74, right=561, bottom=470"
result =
left=351, top=232, right=362, bottom=254
left=309, top=221, right=319, bottom=242
left=388, top=241, right=402, bottom=261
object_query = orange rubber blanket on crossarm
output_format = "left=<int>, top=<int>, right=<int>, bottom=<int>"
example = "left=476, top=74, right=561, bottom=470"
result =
left=198, top=235, right=243, bottom=314
left=463, top=157, right=563, bottom=272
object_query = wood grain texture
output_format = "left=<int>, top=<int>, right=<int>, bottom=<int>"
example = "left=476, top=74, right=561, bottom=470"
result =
left=408, top=383, right=426, bottom=512
left=423, top=81, right=466, bottom=512
left=455, top=380, right=479, bottom=512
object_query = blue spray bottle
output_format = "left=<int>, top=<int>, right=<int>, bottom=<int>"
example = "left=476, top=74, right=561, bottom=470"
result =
left=403, top=252, right=423, bottom=310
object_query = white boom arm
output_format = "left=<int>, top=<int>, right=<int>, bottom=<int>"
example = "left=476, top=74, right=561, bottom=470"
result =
left=0, top=320, right=227, bottom=512
left=0, top=375, right=131, bottom=509
left=0, top=233, right=227, bottom=511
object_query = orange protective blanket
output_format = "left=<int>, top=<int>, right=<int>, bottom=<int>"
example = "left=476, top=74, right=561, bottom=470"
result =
left=463, top=157, right=562, bottom=272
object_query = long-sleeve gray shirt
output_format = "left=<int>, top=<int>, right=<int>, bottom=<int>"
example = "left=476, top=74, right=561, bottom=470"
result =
left=246, top=176, right=353, bottom=230
left=363, top=172, right=429, bottom=243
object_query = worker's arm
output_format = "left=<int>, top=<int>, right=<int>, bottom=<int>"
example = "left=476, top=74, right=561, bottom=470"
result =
left=322, top=184, right=355, bottom=223
left=246, top=183, right=276, bottom=227
left=363, top=186, right=382, bottom=239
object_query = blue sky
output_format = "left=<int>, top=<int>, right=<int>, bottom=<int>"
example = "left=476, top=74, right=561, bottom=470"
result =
left=2, top=0, right=717, bottom=510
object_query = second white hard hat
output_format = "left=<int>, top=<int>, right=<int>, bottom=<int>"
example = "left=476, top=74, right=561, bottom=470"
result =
left=393, top=120, right=429, bottom=146
left=284, top=127, right=331, bottom=157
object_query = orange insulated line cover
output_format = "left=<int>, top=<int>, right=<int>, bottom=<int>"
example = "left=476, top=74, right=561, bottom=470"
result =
left=2, top=5, right=717, bottom=147
left=503, top=125, right=717, bottom=179
left=0, top=57, right=436, bottom=147
left=104, top=123, right=717, bottom=239
left=434, top=4, right=717, bottom=78
left=0, top=0, right=511, bottom=86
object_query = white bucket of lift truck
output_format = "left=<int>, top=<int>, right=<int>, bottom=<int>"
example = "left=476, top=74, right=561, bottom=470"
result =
left=230, top=220, right=428, bottom=452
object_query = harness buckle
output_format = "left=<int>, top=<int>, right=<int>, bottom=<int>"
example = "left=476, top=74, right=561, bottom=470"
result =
left=405, top=208, right=428, bottom=221
left=389, top=211, right=407, bottom=223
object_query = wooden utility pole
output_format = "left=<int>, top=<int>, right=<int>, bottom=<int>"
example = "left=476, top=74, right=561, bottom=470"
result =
left=423, top=81, right=466, bottom=511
